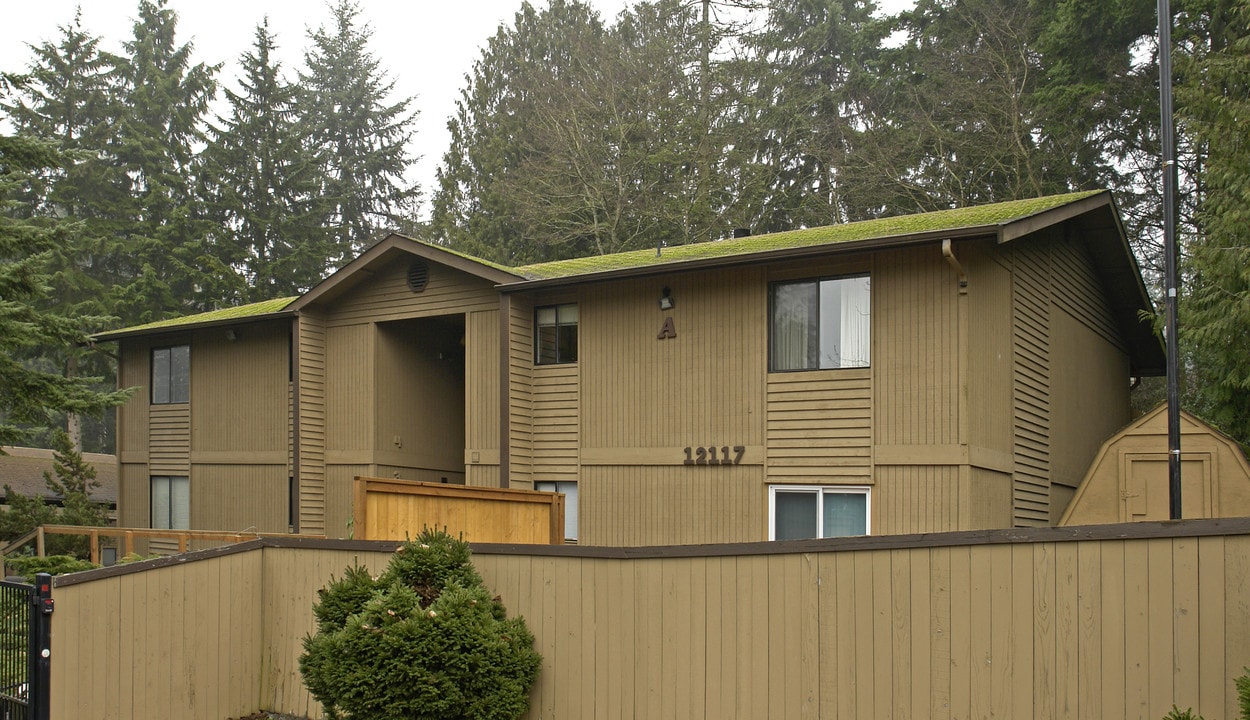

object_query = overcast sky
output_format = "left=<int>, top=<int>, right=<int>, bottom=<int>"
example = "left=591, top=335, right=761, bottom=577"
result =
left=4, top=1, right=911, bottom=218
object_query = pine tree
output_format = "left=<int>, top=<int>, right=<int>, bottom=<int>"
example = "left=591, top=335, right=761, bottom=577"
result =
left=204, top=20, right=330, bottom=300
left=298, top=0, right=418, bottom=265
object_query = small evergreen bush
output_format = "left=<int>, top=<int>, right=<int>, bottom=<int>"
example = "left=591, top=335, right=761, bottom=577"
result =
left=299, top=529, right=541, bottom=720
left=4, top=554, right=96, bottom=580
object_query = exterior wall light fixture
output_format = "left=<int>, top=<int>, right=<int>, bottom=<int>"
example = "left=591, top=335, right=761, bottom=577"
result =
left=659, top=286, right=675, bottom=311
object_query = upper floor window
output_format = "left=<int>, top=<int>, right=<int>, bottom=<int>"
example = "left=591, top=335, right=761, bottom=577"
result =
left=151, top=345, right=190, bottom=404
left=769, top=275, right=870, bottom=371
left=769, top=485, right=869, bottom=540
left=535, top=304, right=578, bottom=365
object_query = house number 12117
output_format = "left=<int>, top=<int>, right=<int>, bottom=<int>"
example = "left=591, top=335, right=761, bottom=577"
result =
left=683, top=446, right=745, bottom=465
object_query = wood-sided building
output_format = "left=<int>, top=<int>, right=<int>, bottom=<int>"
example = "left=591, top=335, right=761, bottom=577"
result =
left=92, top=190, right=1165, bottom=545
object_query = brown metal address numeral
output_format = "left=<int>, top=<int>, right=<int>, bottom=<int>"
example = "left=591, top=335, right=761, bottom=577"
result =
left=683, top=446, right=746, bottom=465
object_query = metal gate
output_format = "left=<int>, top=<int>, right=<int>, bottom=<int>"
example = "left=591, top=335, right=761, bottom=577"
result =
left=0, top=573, right=51, bottom=720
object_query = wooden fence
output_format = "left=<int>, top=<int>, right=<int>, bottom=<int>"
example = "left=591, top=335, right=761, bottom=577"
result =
left=352, top=476, right=565, bottom=544
left=48, top=518, right=1250, bottom=720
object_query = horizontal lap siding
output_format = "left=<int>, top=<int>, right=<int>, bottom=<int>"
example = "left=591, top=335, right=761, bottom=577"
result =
left=149, top=405, right=190, bottom=475
left=532, top=365, right=579, bottom=482
left=1051, top=234, right=1125, bottom=351
left=297, top=312, right=327, bottom=535
left=766, top=369, right=871, bottom=483
left=1013, top=244, right=1051, bottom=526
left=507, top=297, right=535, bottom=488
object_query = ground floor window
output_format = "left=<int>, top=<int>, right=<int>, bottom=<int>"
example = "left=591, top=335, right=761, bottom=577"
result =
left=535, top=480, right=578, bottom=542
left=151, top=475, right=190, bottom=530
left=769, top=485, right=869, bottom=540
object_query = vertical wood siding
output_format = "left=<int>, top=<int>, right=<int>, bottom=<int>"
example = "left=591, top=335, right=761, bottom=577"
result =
left=872, top=465, right=960, bottom=534
left=466, top=309, right=500, bottom=487
left=190, top=322, right=289, bottom=456
left=191, top=465, right=288, bottom=534
left=50, top=527, right=1250, bottom=720
left=297, top=312, right=328, bottom=535
left=325, top=323, right=373, bottom=454
left=117, top=340, right=150, bottom=458
left=580, top=465, right=764, bottom=545
left=1012, top=243, right=1052, bottom=526
left=875, top=247, right=960, bottom=447
left=766, top=369, right=871, bottom=483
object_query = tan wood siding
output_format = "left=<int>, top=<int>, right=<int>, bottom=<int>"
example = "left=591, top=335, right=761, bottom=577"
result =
left=324, top=464, right=368, bottom=539
left=766, top=369, right=871, bottom=483
left=872, top=465, right=960, bottom=534
left=325, top=323, right=373, bottom=455
left=1051, top=231, right=1125, bottom=350
left=117, top=340, right=150, bottom=458
left=148, top=405, right=190, bottom=475
left=1012, top=243, right=1052, bottom=526
left=580, top=465, right=764, bottom=545
left=50, top=526, right=1250, bottom=720
left=190, top=321, right=290, bottom=456
left=506, top=297, right=535, bottom=488
left=324, top=259, right=498, bottom=326
left=191, top=465, right=289, bottom=534
left=118, top=463, right=150, bottom=529
left=297, top=312, right=328, bottom=535
left=579, top=268, right=766, bottom=451
left=466, top=309, right=500, bottom=486
left=967, top=245, right=1016, bottom=457
left=532, top=364, right=579, bottom=483
left=875, top=246, right=960, bottom=447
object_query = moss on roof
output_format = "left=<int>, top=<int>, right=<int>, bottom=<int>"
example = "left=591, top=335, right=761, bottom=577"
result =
left=515, top=190, right=1104, bottom=280
left=100, top=296, right=298, bottom=337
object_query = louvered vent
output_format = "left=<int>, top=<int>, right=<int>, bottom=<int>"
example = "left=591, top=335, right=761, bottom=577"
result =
left=407, top=259, right=429, bottom=292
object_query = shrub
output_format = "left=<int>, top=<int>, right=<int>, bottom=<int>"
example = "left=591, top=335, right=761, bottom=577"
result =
left=299, top=529, right=541, bottom=720
left=4, top=554, right=96, bottom=580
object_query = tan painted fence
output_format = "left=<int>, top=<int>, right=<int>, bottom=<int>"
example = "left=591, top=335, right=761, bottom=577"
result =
left=49, top=519, right=1250, bottom=720
left=352, top=476, right=565, bottom=544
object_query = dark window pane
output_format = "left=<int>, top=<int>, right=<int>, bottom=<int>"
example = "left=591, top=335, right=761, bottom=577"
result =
left=823, top=492, right=867, bottom=537
left=170, top=345, right=190, bottom=403
left=537, top=325, right=558, bottom=364
left=152, top=348, right=171, bottom=404
left=557, top=324, right=577, bottom=363
left=774, top=491, right=818, bottom=540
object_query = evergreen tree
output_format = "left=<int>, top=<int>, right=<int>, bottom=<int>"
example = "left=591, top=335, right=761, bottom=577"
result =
left=298, top=0, right=418, bottom=265
left=204, top=20, right=330, bottom=300
left=1, top=74, right=130, bottom=449
left=107, top=0, right=233, bottom=322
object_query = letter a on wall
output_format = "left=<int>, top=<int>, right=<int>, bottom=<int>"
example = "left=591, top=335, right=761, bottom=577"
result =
left=656, top=317, right=677, bottom=340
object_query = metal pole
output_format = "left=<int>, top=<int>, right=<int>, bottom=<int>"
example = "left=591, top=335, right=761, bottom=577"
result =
left=1158, top=0, right=1183, bottom=519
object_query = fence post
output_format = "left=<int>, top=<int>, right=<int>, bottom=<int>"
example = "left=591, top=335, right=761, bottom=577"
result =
left=35, top=527, right=45, bottom=558
left=29, top=572, right=52, bottom=720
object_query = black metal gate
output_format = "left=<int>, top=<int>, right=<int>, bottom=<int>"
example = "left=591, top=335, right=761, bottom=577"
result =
left=0, top=573, right=51, bottom=720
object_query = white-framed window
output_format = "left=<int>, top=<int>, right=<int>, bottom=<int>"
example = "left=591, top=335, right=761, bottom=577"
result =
left=535, top=304, right=578, bottom=365
left=151, top=475, right=190, bottom=530
left=535, top=480, right=578, bottom=541
left=151, top=345, right=190, bottom=404
left=769, top=275, right=870, bottom=371
left=769, top=485, right=870, bottom=540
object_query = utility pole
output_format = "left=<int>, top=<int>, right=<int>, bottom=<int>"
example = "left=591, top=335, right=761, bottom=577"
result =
left=1157, top=0, right=1182, bottom=519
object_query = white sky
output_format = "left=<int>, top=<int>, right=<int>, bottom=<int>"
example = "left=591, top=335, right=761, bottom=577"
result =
left=4, top=1, right=912, bottom=219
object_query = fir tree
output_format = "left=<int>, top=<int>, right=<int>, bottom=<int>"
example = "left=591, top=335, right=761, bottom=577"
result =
left=298, top=0, right=418, bottom=265
left=204, top=19, right=330, bottom=300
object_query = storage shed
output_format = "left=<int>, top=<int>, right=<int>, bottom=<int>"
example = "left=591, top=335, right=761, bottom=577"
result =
left=1059, top=404, right=1250, bottom=525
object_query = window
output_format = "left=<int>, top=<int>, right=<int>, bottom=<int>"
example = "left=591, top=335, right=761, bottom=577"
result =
left=535, top=304, right=578, bottom=364
left=151, top=476, right=190, bottom=530
left=151, top=345, right=190, bottom=404
left=536, top=480, right=578, bottom=542
left=769, top=485, right=869, bottom=540
left=770, top=275, right=870, bottom=371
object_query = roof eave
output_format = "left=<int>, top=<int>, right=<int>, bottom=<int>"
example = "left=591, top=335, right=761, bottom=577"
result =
left=499, top=224, right=1000, bottom=292
left=90, top=309, right=296, bottom=343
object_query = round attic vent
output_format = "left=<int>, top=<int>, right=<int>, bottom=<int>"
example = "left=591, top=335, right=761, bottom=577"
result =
left=407, top=259, right=429, bottom=293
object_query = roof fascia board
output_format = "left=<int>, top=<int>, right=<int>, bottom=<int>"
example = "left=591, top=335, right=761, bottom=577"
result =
left=996, top=191, right=1113, bottom=244
left=500, top=225, right=998, bottom=292
left=289, top=234, right=524, bottom=312
left=91, top=311, right=294, bottom=343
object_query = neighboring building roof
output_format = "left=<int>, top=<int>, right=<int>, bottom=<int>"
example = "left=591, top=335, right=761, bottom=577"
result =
left=0, top=447, right=119, bottom=506
left=89, top=191, right=1162, bottom=373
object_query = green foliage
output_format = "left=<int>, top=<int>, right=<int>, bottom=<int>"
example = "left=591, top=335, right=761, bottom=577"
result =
left=4, top=554, right=96, bottom=581
left=1238, top=666, right=1250, bottom=719
left=300, top=529, right=541, bottom=720
left=0, top=430, right=112, bottom=558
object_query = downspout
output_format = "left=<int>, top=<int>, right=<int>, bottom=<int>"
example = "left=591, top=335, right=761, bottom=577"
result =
left=942, top=239, right=968, bottom=293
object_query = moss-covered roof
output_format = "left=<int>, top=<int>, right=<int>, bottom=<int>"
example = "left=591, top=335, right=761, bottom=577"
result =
left=515, top=190, right=1104, bottom=281
left=95, top=296, right=297, bottom=339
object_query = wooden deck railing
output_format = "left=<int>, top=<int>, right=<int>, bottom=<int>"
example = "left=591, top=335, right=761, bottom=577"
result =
left=27, top=525, right=325, bottom=564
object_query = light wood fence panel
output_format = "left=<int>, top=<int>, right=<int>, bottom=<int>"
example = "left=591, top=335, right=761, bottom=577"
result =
left=48, top=520, right=1250, bottom=720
